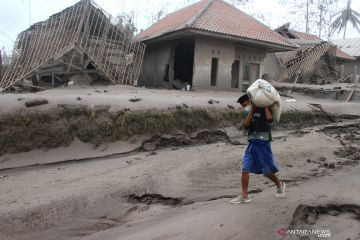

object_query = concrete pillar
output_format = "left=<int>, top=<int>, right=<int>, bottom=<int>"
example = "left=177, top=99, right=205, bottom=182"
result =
left=354, top=65, right=358, bottom=84
left=168, top=43, right=175, bottom=89
left=239, top=61, right=243, bottom=91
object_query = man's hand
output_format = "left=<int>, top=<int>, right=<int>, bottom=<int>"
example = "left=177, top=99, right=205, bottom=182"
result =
left=244, top=103, right=254, bottom=127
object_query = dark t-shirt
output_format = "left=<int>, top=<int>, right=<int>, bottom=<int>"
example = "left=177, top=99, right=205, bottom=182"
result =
left=247, top=107, right=274, bottom=141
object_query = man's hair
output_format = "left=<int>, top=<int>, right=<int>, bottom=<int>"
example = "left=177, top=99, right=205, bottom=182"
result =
left=237, top=94, right=249, bottom=104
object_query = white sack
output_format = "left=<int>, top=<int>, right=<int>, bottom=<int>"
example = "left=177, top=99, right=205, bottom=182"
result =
left=247, top=79, right=281, bottom=122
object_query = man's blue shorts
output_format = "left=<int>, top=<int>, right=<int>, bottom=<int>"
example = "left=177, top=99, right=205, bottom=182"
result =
left=241, top=139, right=279, bottom=176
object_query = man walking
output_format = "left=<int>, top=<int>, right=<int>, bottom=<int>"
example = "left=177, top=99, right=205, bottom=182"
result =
left=230, top=94, right=285, bottom=204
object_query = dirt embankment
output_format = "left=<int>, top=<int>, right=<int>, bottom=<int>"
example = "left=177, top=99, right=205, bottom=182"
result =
left=275, top=85, right=360, bottom=101
left=0, top=104, right=358, bottom=157
left=0, top=105, right=240, bottom=156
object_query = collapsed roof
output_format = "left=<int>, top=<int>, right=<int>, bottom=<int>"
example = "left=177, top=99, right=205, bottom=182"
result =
left=0, top=0, right=145, bottom=91
left=274, top=23, right=355, bottom=84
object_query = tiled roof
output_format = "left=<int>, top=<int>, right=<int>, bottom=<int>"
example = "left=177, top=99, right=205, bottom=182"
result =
left=137, top=0, right=296, bottom=49
left=335, top=48, right=356, bottom=61
left=332, top=38, right=360, bottom=58
left=137, top=0, right=209, bottom=40
left=291, top=31, right=322, bottom=41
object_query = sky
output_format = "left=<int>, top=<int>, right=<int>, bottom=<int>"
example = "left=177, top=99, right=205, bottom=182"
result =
left=0, top=0, right=359, bottom=55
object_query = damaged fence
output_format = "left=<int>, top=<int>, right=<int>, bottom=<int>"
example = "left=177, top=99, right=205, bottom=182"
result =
left=276, top=42, right=339, bottom=84
left=0, top=0, right=145, bottom=91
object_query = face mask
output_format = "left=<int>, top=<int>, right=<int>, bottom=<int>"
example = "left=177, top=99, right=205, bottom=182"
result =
left=244, top=105, right=251, bottom=115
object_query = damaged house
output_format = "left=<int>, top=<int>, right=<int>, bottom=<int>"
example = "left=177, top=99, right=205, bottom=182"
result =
left=262, top=23, right=356, bottom=84
left=332, top=38, right=360, bottom=82
left=0, top=0, right=145, bottom=91
left=137, top=0, right=297, bottom=91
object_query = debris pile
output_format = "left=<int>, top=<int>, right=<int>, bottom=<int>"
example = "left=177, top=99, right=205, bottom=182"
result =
left=0, top=0, right=145, bottom=92
left=273, top=23, right=356, bottom=85
left=276, top=42, right=339, bottom=84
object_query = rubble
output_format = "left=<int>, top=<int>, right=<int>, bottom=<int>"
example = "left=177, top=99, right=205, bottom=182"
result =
left=276, top=42, right=339, bottom=84
left=25, top=98, right=49, bottom=107
left=0, top=0, right=145, bottom=91
left=273, top=23, right=355, bottom=85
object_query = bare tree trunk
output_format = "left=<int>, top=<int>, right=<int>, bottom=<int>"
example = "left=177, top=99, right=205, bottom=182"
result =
left=306, top=0, right=309, bottom=33
left=0, top=49, right=2, bottom=80
left=318, top=5, right=323, bottom=37
left=343, top=22, right=347, bottom=39
left=28, top=0, right=32, bottom=26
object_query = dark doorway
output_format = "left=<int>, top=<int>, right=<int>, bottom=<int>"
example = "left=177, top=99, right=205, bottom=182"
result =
left=211, top=58, right=218, bottom=86
left=231, top=60, right=240, bottom=88
left=174, top=39, right=194, bottom=85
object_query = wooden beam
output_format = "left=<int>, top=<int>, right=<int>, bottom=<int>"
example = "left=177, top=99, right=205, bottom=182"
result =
left=53, top=42, right=76, bottom=60
left=21, top=83, right=47, bottom=90
left=57, top=59, right=83, bottom=71
left=54, top=75, right=63, bottom=82
left=67, top=50, right=76, bottom=72
left=39, top=69, right=98, bottom=76
left=346, top=89, right=355, bottom=102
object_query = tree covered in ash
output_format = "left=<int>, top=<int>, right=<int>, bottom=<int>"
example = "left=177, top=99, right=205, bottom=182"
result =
left=117, top=11, right=137, bottom=35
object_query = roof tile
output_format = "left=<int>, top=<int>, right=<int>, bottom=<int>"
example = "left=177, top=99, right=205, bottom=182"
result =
left=291, top=31, right=322, bottom=41
left=332, top=38, right=360, bottom=58
left=137, top=0, right=209, bottom=40
left=137, top=0, right=296, bottom=48
left=335, top=48, right=356, bottom=61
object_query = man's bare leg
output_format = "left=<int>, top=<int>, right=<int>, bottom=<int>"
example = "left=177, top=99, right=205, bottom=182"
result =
left=242, top=172, right=250, bottom=198
left=266, top=172, right=281, bottom=188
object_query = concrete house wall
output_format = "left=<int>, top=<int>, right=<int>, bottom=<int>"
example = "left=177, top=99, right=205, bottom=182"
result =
left=191, top=36, right=266, bottom=91
left=139, top=35, right=268, bottom=91
left=262, top=53, right=280, bottom=80
left=138, top=42, right=172, bottom=87
left=337, top=59, right=360, bottom=79
left=193, top=37, right=234, bottom=89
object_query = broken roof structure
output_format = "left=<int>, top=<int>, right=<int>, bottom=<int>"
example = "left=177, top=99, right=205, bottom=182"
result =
left=0, top=0, right=145, bottom=91
left=273, top=23, right=355, bottom=84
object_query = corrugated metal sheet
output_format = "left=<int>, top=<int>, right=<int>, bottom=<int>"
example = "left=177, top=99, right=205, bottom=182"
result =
left=331, top=38, right=360, bottom=57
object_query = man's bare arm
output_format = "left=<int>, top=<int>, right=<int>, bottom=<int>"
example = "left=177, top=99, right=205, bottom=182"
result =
left=264, top=107, right=273, bottom=121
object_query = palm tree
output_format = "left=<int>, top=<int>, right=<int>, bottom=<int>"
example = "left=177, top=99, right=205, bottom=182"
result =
left=330, top=0, right=360, bottom=39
